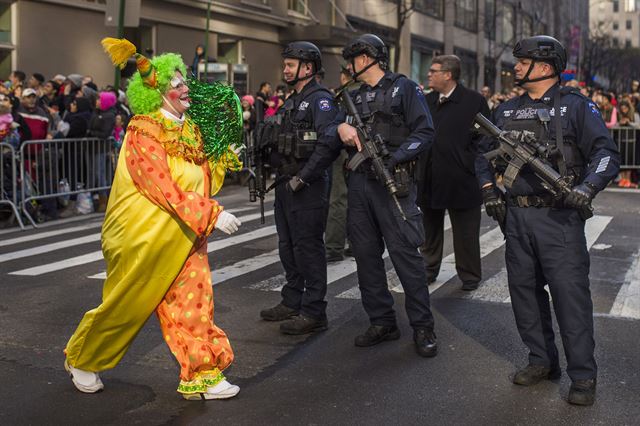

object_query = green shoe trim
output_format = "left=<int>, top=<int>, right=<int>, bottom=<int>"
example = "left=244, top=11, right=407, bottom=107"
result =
left=177, top=368, right=225, bottom=394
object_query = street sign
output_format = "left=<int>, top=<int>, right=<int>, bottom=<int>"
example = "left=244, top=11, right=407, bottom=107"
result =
left=105, top=0, right=141, bottom=27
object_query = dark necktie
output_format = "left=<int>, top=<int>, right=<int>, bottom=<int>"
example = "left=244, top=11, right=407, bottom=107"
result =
left=439, top=96, right=448, bottom=105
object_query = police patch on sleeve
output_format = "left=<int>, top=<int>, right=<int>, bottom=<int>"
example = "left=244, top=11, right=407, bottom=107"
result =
left=416, top=85, right=425, bottom=98
left=588, top=102, right=600, bottom=116
left=318, top=98, right=332, bottom=111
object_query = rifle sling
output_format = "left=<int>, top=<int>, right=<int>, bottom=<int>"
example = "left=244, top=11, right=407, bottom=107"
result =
left=553, top=92, right=568, bottom=176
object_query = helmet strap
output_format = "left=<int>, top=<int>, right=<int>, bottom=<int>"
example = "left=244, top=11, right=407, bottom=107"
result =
left=515, top=59, right=559, bottom=86
left=350, top=55, right=379, bottom=81
left=284, top=61, right=316, bottom=87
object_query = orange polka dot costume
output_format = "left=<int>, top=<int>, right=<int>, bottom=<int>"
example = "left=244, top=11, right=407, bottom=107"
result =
left=65, top=42, right=241, bottom=396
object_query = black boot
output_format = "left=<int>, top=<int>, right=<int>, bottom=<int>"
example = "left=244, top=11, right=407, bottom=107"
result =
left=414, top=328, right=438, bottom=357
left=326, top=252, right=344, bottom=263
left=461, top=281, right=480, bottom=291
left=512, top=364, right=561, bottom=386
left=354, top=325, right=401, bottom=347
left=568, top=379, right=596, bottom=406
left=260, top=303, right=299, bottom=321
left=279, top=314, right=328, bottom=335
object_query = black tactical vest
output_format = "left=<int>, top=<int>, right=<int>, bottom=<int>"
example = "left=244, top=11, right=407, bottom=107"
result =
left=278, top=85, right=333, bottom=161
left=351, top=73, right=411, bottom=152
left=503, top=92, right=584, bottom=181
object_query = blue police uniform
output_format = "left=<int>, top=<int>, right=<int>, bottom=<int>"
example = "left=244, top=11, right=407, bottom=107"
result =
left=345, top=71, right=436, bottom=331
left=476, top=83, right=620, bottom=381
left=272, top=78, right=338, bottom=321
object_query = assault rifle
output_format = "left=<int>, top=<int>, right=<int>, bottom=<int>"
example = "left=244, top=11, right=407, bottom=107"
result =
left=246, top=116, right=279, bottom=224
left=336, top=87, right=408, bottom=221
left=473, top=113, right=593, bottom=220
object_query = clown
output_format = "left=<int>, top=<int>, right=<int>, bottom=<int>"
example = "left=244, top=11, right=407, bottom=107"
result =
left=64, top=38, right=243, bottom=400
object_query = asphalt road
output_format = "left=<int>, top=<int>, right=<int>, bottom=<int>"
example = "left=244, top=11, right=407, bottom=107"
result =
left=0, top=186, right=638, bottom=425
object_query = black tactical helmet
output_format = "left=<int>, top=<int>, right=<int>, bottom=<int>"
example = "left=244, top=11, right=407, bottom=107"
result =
left=282, top=41, right=323, bottom=74
left=513, top=35, right=567, bottom=74
left=342, top=34, right=389, bottom=67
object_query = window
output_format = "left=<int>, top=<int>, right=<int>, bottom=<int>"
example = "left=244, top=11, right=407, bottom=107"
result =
left=455, top=0, right=478, bottom=32
left=0, top=4, right=11, bottom=79
left=459, top=56, right=477, bottom=88
left=411, top=49, right=434, bottom=87
left=625, top=39, right=632, bottom=48
left=613, top=0, right=619, bottom=12
left=454, top=48, right=478, bottom=88
left=414, top=0, right=444, bottom=20
left=521, top=15, right=533, bottom=38
left=613, top=37, right=619, bottom=47
left=288, top=0, right=308, bottom=15
left=614, top=21, right=619, bottom=30
left=0, top=3, right=10, bottom=43
left=502, top=4, right=515, bottom=45
left=241, top=0, right=270, bottom=8
left=624, top=0, right=636, bottom=12
left=484, top=0, right=496, bottom=40
left=627, top=20, right=632, bottom=29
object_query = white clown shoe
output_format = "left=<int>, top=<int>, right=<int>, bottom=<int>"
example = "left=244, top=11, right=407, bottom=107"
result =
left=64, top=359, right=104, bottom=393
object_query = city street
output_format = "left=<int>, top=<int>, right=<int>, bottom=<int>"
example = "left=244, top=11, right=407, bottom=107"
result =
left=0, top=184, right=639, bottom=425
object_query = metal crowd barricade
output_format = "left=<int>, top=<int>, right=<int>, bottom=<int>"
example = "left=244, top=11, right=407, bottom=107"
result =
left=610, top=127, right=640, bottom=169
left=1, top=142, right=25, bottom=229
left=19, top=137, right=117, bottom=227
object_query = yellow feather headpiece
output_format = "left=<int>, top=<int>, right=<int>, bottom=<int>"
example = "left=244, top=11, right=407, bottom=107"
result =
left=101, top=37, right=158, bottom=88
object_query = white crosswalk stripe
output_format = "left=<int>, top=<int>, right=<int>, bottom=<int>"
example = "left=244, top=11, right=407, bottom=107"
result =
left=0, top=221, right=103, bottom=248
left=0, top=207, right=255, bottom=249
left=0, top=233, right=102, bottom=263
left=8, top=208, right=275, bottom=276
left=610, top=249, right=640, bottom=319
left=213, top=249, right=281, bottom=285
left=249, top=255, right=361, bottom=292
left=250, top=217, right=453, bottom=293
left=335, top=224, right=505, bottom=299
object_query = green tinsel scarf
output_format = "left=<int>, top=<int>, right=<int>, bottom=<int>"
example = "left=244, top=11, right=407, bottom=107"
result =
left=187, top=78, right=242, bottom=161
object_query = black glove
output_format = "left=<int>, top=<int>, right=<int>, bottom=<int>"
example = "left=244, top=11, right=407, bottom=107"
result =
left=287, top=175, right=306, bottom=192
left=564, top=182, right=597, bottom=209
left=482, top=185, right=506, bottom=224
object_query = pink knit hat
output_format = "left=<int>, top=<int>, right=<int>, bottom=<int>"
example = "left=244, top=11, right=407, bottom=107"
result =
left=99, top=91, right=117, bottom=111
left=241, top=94, right=255, bottom=106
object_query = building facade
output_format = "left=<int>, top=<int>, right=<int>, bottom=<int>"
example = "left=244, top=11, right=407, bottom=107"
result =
left=590, top=0, right=640, bottom=48
left=1, top=0, right=589, bottom=94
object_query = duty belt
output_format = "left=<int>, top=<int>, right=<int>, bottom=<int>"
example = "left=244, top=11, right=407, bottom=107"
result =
left=507, top=194, right=563, bottom=208
left=352, top=160, right=416, bottom=180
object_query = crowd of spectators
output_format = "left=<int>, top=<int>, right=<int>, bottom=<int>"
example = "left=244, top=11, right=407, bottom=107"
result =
left=0, top=69, right=132, bottom=224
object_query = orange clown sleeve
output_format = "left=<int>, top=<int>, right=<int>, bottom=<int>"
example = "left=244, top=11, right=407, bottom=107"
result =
left=124, top=129, right=222, bottom=237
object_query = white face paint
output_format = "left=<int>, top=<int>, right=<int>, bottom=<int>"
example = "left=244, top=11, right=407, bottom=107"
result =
left=170, top=76, right=190, bottom=109
left=162, top=71, right=190, bottom=116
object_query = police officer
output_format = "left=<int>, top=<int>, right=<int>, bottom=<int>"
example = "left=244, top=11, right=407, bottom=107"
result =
left=259, top=42, right=338, bottom=335
left=338, top=34, right=437, bottom=357
left=475, top=36, right=620, bottom=405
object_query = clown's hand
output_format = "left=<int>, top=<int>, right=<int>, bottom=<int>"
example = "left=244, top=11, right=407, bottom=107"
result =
left=231, top=144, right=244, bottom=156
left=215, top=210, right=241, bottom=235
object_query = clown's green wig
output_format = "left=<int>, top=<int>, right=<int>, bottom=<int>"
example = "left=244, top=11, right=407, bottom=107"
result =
left=126, top=53, right=187, bottom=114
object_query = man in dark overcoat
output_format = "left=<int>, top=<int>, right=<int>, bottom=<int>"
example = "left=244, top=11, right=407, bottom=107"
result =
left=417, top=55, right=490, bottom=290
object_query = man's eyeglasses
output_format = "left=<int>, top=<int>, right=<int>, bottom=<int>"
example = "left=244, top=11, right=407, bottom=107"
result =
left=428, top=68, right=449, bottom=74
